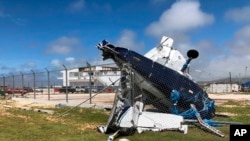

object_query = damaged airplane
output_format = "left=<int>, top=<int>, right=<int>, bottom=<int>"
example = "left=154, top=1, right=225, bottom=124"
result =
left=96, top=36, right=225, bottom=141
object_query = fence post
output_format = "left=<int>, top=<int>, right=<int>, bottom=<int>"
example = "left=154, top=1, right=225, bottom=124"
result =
left=86, top=62, right=92, bottom=104
left=20, top=71, right=24, bottom=90
left=1, top=75, right=5, bottom=89
left=45, top=68, right=50, bottom=101
left=11, top=73, right=15, bottom=96
left=62, top=64, right=68, bottom=103
left=31, top=70, right=36, bottom=99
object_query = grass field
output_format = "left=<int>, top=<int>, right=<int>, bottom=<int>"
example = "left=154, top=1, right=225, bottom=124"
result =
left=0, top=99, right=249, bottom=141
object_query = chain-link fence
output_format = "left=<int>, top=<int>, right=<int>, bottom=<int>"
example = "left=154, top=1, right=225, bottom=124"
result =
left=0, top=63, right=119, bottom=105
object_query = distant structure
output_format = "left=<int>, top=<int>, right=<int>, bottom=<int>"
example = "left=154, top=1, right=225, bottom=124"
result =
left=58, top=65, right=121, bottom=87
left=241, top=81, right=250, bottom=92
left=206, top=83, right=241, bottom=93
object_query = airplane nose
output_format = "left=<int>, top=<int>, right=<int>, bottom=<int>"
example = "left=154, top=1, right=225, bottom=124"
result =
left=97, top=40, right=109, bottom=49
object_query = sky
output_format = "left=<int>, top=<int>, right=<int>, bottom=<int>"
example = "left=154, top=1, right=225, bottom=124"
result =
left=1, top=0, right=250, bottom=81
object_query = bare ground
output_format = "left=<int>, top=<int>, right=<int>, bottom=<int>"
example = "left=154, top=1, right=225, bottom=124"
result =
left=1, top=92, right=250, bottom=109
left=208, top=93, right=250, bottom=105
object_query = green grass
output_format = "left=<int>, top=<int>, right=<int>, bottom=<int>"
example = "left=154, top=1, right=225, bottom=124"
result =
left=0, top=106, right=110, bottom=141
left=0, top=100, right=249, bottom=141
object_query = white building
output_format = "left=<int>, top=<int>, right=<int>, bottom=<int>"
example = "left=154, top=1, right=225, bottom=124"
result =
left=58, top=65, right=121, bottom=87
left=206, top=83, right=241, bottom=93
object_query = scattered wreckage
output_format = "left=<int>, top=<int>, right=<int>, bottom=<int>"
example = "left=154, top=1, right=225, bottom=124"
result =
left=96, top=36, right=232, bottom=140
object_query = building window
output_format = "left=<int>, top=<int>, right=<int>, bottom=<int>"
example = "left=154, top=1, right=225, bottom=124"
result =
left=69, top=72, right=79, bottom=77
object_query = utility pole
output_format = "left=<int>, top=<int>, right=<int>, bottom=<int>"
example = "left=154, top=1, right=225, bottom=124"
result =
left=229, top=72, right=232, bottom=92
left=86, top=61, right=93, bottom=104
left=245, top=66, right=248, bottom=81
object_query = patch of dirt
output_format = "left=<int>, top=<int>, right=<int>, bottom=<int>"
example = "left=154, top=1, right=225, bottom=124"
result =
left=1, top=99, right=55, bottom=108
left=76, top=123, right=99, bottom=131
left=45, top=115, right=98, bottom=131
left=209, top=93, right=250, bottom=105
left=0, top=107, right=12, bottom=117
left=15, top=101, right=55, bottom=108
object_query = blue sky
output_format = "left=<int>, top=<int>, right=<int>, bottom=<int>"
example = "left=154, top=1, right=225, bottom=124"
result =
left=1, top=0, right=250, bottom=81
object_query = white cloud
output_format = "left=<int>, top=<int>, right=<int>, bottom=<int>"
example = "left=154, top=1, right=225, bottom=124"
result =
left=199, top=56, right=248, bottom=80
left=0, top=64, right=14, bottom=74
left=0, top=8, right=10, bottom=18
left=67, top=0, right=85, bottom=12
left=146, top=0, right=214, bottom=37
left=227, top=25, right=250, bottom=57
left=91, top=2, right=112, bottom=12
left=150, top=0, right=166, bottom=5
left=51, top=59, right=61, bottom=67
left=0, top=11, right=7, bottom=18
left=235, top=25, right=250, bottom=39
left=170, top=39, right=225, bottom=80
left=21, top=62, right=37, bottom=68
left=0, top=9, right=26, bottom=25
left=116, top=29, right=144, bottom=51
left=225, top=6, right=250, bottom=23
left=47, top=36, right=80, bottom=55
left=49, top=45, right=71, bottom=55
left=190, top=25, right=250, bottom=81
left=65, top=57, right=75, bottom=62
left=50, top=57, right=85, bottom=68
